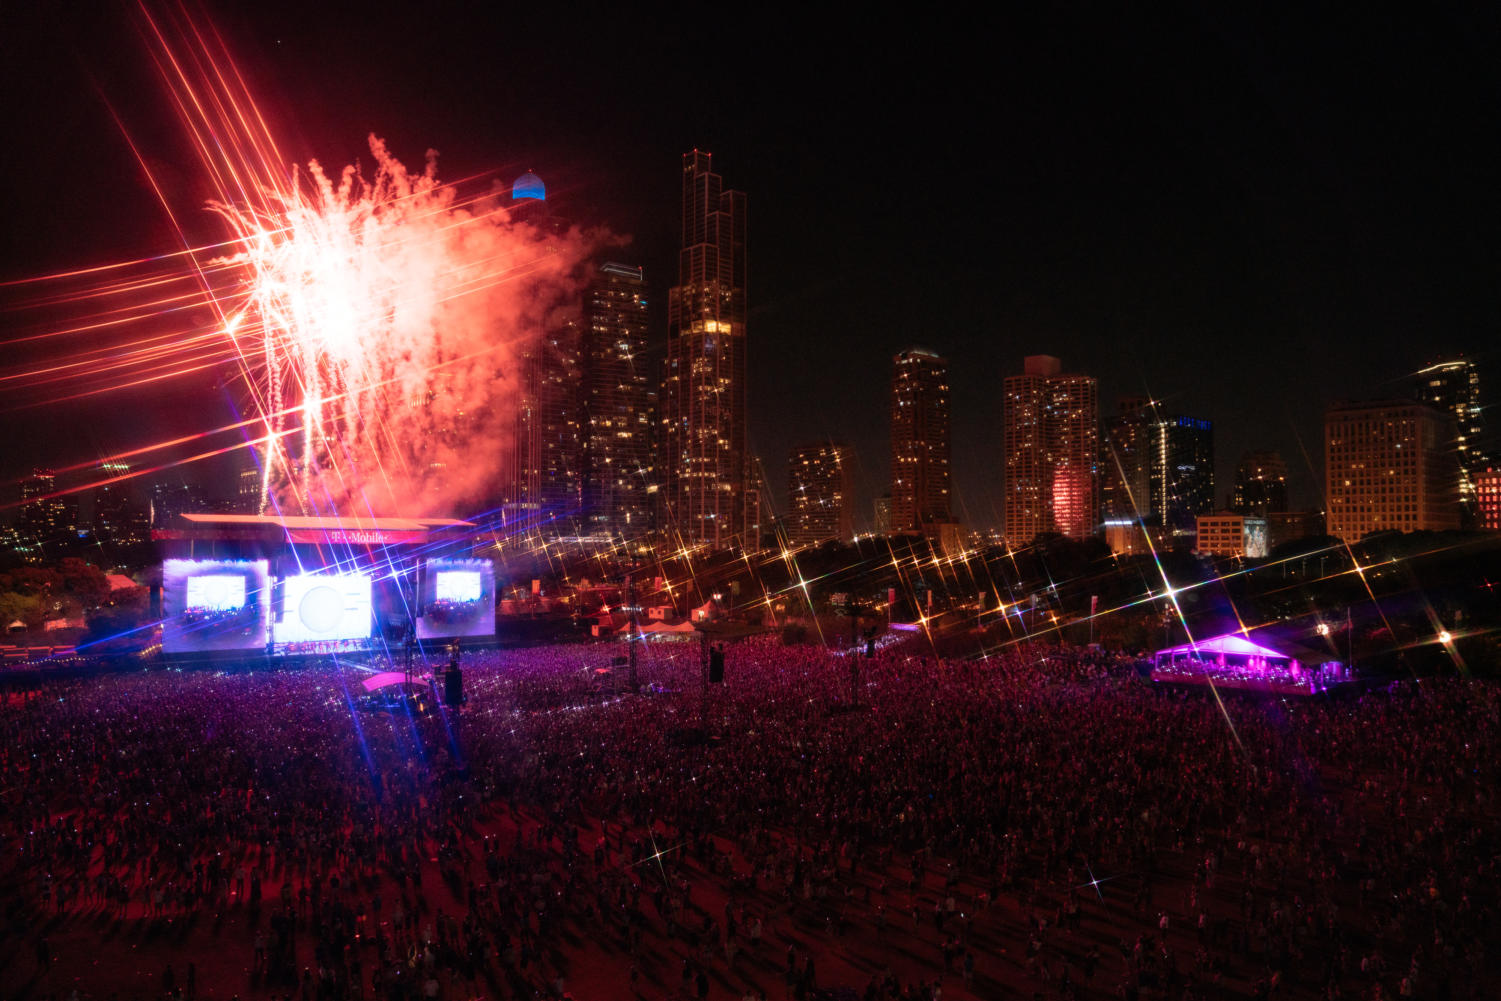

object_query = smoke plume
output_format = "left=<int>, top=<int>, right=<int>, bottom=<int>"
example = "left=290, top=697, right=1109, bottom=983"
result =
left=212, top=136, right=609, bottom=517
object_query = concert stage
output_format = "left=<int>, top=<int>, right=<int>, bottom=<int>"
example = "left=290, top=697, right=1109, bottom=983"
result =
left=155, top=513, right=494, bottom=660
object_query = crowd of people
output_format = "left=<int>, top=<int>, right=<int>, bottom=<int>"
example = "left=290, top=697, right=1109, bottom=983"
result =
left=0, top=632, right=1497, bottom=1001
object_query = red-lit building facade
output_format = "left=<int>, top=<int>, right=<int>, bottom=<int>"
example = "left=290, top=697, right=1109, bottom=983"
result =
left=1003, top=355, right=1098, bottom=543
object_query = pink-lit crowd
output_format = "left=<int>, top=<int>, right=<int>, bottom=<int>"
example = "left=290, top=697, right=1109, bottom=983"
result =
left=0, top=634, right=1497, bottom=1001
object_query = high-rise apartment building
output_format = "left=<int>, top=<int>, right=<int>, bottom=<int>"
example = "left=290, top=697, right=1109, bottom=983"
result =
left=1003, top=356, right=1098, bottom=542
left=1414, top=358, right=1488, bottom=519
left=662, top=150, right=748, bottom=547
left=788, top=441, right=853, bottom=546
left=1232, top=450, right=1288, bottom=516
left=1325, top=400, right=1460, bottom=541
left=890, top=348, right=951, bottom=538
left=581, top=262, right=653, bottom=538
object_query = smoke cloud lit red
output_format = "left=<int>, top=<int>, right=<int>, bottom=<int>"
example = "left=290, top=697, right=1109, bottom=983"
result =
left=211, top=136, right=604, bottom=516
left=0, top=6, right=611, bottom=518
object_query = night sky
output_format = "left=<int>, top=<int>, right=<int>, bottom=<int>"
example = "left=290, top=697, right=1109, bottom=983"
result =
left=3, top=4, right=1498, bottom=529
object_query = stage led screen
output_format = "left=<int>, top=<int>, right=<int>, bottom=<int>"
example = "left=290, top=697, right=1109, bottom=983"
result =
left=436, top=570, right=482, bottom=603
left=417, top=558, right=495, bottom=638
left=162, top=559, right=269, bottom=653
left=273, top=573, right=373, bottom=645
left=186, top=575, right=246, bottom=611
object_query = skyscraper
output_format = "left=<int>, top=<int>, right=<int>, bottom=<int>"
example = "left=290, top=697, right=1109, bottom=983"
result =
left=503, top=320, right=583, bottom=528
left=237, top=464, right=263, bottom=514
left=1101, top=397, right=1154, bottom=520
left=788, top=441, right=854, bottom=546
left=18, top=469, right=75, bottom=556
left=662, top=150, right=748, bottom=547
left=500, top=170, right=583, bottom=531
left=94, top=462, right=150, bottom=554
left=889, top=348, right=951, bottom=538
left=1325, top=400, right=1460, bottom=541
left=1151, top=415, right=1215, bottom=534
left=581, top=262, right=653, bottom=538
left=1414, top=358, right=1487, bottom=520
left=1232, top=450, right=1288, bottom=516
left=1003, top=356, right=1098, bottom=543
left=149, top=481, right=209, bottom=529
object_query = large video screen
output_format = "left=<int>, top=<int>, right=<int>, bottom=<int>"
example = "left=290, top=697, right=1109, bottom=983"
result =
left=186, top=575, right=246, bottom=610
left=163, top=559, right=269, bottom=653
left=417, top=558, right=495, bottom=638
left=436, top=570, right=482, bottom=603
left=273, top=573, right=373, bottom=645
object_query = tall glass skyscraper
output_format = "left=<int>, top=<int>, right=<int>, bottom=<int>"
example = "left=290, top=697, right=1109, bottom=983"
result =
left=581, top=262, right=653, bottom=537
left=1415, top=357, right=1487, bottom=520
left=1151, top=415, right=1214, bottom=534
left=662, top=151, right=748, bottom=547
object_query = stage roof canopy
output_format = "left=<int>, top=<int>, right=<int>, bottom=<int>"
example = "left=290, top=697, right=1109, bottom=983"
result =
left=1155, top=632, right=1330, bottom=665
left=180, top=513, right=471, bottom=531
left=159, top=513, right=474, bottom=546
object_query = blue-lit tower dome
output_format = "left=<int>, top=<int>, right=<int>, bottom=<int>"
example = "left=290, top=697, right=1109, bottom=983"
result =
left=512, top=171, right=546, bottom=201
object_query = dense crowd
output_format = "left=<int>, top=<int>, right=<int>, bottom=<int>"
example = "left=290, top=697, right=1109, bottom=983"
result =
left=1, top=633, right=1498, bottom=1001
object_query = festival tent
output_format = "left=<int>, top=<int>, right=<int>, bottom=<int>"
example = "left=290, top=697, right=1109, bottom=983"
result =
left=1153, top=633, right=1327, bottom=668
left=1152, top=631, right=1349, bottom=694
left=637, top=620, right=697, bottom=635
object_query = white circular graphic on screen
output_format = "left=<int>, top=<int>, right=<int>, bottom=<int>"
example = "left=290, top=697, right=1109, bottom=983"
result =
left=298, top=585, right=344, bottom=634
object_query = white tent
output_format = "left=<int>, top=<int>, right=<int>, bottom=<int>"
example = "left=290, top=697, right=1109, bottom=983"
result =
left=1154, top=633, right=1309, bottom=667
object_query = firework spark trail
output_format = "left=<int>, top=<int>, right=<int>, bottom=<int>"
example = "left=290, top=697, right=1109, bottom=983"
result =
left=172, top=41, right=606, bottom=519
left=1, top=5, right=609, bottom=517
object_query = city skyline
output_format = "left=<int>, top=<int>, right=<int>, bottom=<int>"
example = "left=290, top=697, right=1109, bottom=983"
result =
left=2, top=5, right=1498, bottom=534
